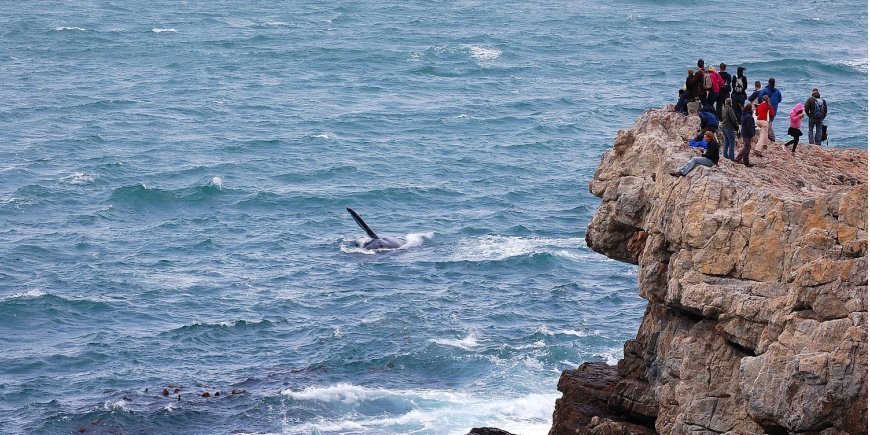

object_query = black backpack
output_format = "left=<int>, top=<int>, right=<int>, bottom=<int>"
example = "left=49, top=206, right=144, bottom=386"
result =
left=733, top=76, right=745, bottom=93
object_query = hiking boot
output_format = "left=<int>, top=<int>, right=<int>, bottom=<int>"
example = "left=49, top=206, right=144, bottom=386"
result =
left=744, top=163, right=755, bottom=168
left=669, top=170, right=683, bottom=177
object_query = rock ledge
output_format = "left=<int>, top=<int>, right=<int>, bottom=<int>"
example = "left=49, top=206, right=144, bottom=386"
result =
left=550, top=108, right=867, bottom=434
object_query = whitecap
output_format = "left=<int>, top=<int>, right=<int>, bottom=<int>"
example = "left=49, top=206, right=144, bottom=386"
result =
left=429, top=332, right=479, bottom=350
left=209, top=176, right=223, bottom=190
left=332, top=327, right=343, bottom=338
left=1, top=289, right=46, bottom=302
left=595, top=351, right=622, bottom=366
left=265, top=20, right=290, bottom=26
left=464, top=44, right=502, bottom=61
left=151, top=28, right=176, bottom=33
left=398, top=231, right=433, bottom=249
left=59, top=172, right=96, bottom=185
left=54, top=26, right=86, bottom=31
left=840, top=58, right=868, bottom=73
left=452, top=235, right=584, bottom=262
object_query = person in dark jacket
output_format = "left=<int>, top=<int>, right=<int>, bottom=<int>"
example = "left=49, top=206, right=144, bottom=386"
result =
left=757, top=77, right=783, bottom=141
left=674, top=68, right=695, bottom=114
left=670, top=130, right=720, bottom=177
left=716, top=63, right=732, bottom=119
left=735, top=103, right=756, bottom=167
left=720, top=97, right=740, bottom=160
left=804, top=88, right=827, bottom=144
left=731, top=66, right=748, bottom=113
left=747, top=81, right=763, bottom=106
left=691, top=59, right=706, bottom=103
left=693, top=104, right=719, bottom=142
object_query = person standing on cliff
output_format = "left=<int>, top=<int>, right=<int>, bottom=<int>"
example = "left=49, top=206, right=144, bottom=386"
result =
left=693, top=59, right=707, bottom=103
left=720, top=97, right=739, bottom=160
left=670, top=130, right=720, bottom=177
left=716, top=63, right=732, bottom=119
left=736, top=103, right=756, bottom=167
left=748, top=80, right=763, bottom=107
left=730, top=66, right=748, bottom=112
left=757, top=77, right=783, bottom=141
left=804, top=88, right=827, bottom=145
left=755, top=95, right=774, bottom=150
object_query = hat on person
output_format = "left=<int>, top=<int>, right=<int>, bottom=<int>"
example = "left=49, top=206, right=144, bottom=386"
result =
left=812, top=88, right=821, bottom=98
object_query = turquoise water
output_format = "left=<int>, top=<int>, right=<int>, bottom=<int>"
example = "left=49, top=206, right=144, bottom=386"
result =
left=1, top=1, right=866, bottom=434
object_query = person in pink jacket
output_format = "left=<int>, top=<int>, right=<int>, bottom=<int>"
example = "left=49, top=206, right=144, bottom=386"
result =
left=783, top=103, right=805, bottom=152
left=706, top=66, right=724, bottom=108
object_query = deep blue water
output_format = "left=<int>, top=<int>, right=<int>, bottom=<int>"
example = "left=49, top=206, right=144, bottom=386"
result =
left=0, top=1, right=866, bottom=434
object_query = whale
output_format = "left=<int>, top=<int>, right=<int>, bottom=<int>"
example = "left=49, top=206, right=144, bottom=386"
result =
left=346, top=208, right=406, bottom=250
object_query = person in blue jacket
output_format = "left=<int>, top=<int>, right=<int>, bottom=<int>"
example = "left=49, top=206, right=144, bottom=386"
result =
left=757, top=77, right=783, bottom=141
left=692, top=104, right=719, bottom=142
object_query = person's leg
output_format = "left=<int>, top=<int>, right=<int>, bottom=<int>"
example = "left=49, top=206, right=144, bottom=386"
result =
left=791, top=134, right=799, bottom=152
left=814, top=119, right=823, bottom=145
left=724, top=128, right=735, bottom=160
left=736, top=137, right=751, bottom=165
left=807, top=119, right=816, bottom=144
left=756, top=120, right=769, bottom=149
left=768, top=114, right=776, bottom=141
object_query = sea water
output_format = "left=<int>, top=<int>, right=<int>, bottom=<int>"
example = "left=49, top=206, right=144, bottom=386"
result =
left=0, top=1, right=866, bottom=434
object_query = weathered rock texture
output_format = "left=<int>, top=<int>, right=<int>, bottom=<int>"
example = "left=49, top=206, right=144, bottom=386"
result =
left=551, top=108, right=867, bottom=435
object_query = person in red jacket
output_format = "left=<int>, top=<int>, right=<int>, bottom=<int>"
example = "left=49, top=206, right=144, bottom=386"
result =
left=706, top=66, right=724, bottom=108
left=755, top=95, right=774, bottom=150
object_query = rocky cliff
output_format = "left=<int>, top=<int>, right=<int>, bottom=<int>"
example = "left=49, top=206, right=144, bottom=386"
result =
left=550, top=108, right=867, bottom=435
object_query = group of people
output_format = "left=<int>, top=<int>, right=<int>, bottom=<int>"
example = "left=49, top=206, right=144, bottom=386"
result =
left=670, top=59, right=829, bottom=177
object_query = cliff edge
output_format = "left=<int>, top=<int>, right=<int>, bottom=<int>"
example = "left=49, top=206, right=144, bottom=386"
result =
left=550, top=108, right=867, bottom=434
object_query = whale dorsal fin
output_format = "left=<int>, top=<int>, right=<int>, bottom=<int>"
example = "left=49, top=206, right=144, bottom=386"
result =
left=346, top=208, right=379, bottom=239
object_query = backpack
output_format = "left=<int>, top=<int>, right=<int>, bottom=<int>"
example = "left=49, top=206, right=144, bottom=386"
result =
left=814, top=99, right=826, bottom=120
left=733, top=77, right=745, bottom=93
left=820, top=124, right=828, bottom=142
left=703, top=72, right=713, bottom=90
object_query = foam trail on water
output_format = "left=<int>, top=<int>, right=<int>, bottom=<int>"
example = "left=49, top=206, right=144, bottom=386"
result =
left=209, top=176, right=223, bottom=190
left=430, top=332, right=479, bottom=350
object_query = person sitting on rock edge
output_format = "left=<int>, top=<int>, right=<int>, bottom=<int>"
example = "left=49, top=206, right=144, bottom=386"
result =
left=671, top=130, right=720, bottom=177
left=693, top=104, right=719, bottom=142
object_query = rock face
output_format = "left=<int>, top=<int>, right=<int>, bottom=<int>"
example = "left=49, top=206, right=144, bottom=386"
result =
left=551, top=108, right=867, bottom=434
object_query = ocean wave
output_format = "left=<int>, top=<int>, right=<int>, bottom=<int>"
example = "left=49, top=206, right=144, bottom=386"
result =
left=59, top=172, right=97, bottom=185
left=54, top=26, right=86, bottom=31
left=279, top=383, right=556, bottom=434
left=463, top=44, right=502, bottom=61
left=151, top=28, right=176, bottom=33
left=451, top=235, right=584, bottom=262
left=429, top=332, right=480, bottom=350
left=161, top=319, right=276, bottom=335
left=0, top=289, right=46, bottom=302
left=108, top=184, right=178, bottom=208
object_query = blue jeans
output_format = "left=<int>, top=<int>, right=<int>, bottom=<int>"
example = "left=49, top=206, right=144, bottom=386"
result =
left=706, top=91, right=719, bottom=108
left=808, top=118, right=823, bottom=144
left=722, top=127, right=736, bottom=160
left=675, top=93, right=690, bottom=114
left=680, top=157, right=714, bottom=175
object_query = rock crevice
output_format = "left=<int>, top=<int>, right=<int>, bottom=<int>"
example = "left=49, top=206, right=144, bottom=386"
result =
left=550, top=108, right=867, bottom=434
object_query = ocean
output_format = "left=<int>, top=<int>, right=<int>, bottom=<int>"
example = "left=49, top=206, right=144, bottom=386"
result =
left=0, top=1, right=866, bottom=433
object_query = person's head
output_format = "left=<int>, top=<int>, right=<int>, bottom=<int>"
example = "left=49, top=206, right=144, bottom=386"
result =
left=762, top=95, right=770, bottom=102
left=744, top=102, right=753, bottom=112
left=707, top=66, right=716, bottom=72
left=725, top=97, right=732, bottom=106
left=704, top=130, right=714, bottom=141
left=687, top=68, right=694, bottom=76
left=754, top=80, right=762, bottom=89
left=812, top=88, right=821, bottom=98
left=698, top=59, right=705, bottom=69
left=719, top=63, right=727, bottom=71
left=768, top=77, right=776, bottom=87
left=737, top=66, right=746, bottom=76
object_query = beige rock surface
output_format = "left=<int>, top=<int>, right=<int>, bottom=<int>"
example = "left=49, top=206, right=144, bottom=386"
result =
left=551, top=108, right=867, bottom=434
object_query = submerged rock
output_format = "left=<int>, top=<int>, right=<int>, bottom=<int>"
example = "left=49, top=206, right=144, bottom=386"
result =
left=551, top=108, right=867, bottom=434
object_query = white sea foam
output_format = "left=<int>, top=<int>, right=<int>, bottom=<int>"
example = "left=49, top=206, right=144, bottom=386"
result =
left=332, top=327, right=343, bottom=338
left=60, top=172, right=96, bottom=185
left=209, top=176, right=223, bottom=190
left=452, top=235, right=584, bottom=262
left=398, top=231, right=433, bottom=249
left=1, top=289, right=46, bottom=302
left=265, top=20, right=290, bottom=26
left=534, top=325, right=588, bottom=337
left=464, top=44, right=502, bottom=61
left=596, top=350, right=622, bottom=366
left=840, top=58, right=868, bottom=73
left=340, top=232, right=432, bottom=254
left=430, top=332, right=479, bottom=350
left=54, top=26, right=86, bottom=31
left=279, top=384, right=556, bottom=435
left=151, top=28, right=176, bottom=33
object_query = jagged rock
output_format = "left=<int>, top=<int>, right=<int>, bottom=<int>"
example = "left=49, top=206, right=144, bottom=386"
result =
left=554, top=108, right=867, bottom=434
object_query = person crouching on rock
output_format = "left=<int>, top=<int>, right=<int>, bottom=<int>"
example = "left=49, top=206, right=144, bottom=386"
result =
left=735, top=103, right=756, bottom=167
left=784, top=103, right=805, bottom=152
left=671, top=130, right=720, bottom=177
left=694, top=104, right=719, bottom=142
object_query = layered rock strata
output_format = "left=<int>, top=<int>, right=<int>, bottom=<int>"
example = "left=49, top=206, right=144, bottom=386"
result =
left=551, top=108, right=867, bottom=434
